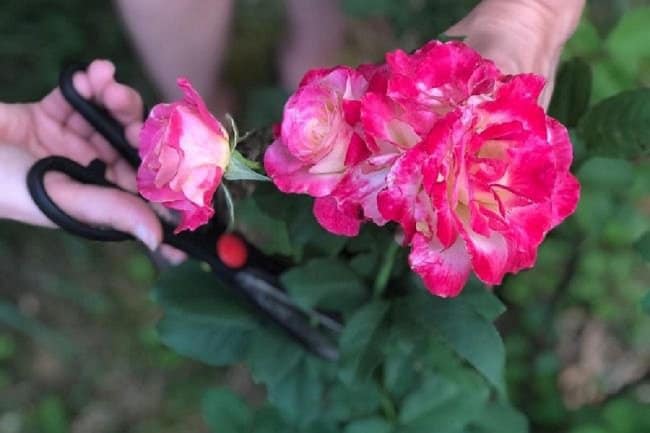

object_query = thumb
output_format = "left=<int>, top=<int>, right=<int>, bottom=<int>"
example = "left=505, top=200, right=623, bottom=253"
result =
left=46, top=172, right=163, bottom=250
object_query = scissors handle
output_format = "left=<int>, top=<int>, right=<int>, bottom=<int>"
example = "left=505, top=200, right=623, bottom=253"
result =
left=59, top=63, right=141, bottom=168
left=27, top=155, right=341, bottom=360
left=27, top=156, right=132, bottom=241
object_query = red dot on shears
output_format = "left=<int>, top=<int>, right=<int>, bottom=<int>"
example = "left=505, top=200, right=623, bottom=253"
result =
left=217, top=233, right=248, bottom=269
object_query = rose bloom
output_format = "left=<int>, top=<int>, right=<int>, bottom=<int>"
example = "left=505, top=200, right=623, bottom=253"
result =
left=264, top=41, right=580, bottom=298
left=137, top=78, right=230, bottom=233
left=265, top=65, right=389, bottom=236
left=312, top=42, right=503, bottom=237
left=378, top=75, right=580, bottom=297
left=264, top=66, right=372, bottom=198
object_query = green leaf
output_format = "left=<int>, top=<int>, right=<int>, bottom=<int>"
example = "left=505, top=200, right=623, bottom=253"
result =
left=398, top=376, right=490, bottom=433
left=634, top=231, right=650, bottom=262
left=243, top=185, right=347, bottom=260
left=382, top=344, right=419, bottom=401
left=641, top=291, right=650, bottom=315
left=574, top=190, right=615, bottom=235
left=236, top=196, right=293, bottom=256
left=338, top=301, right=390, bottom=384
left=344, top=417, right=393, bottom=433
left=35, top=396, right=68, bottom=433
left=565, top=19, right=601, bottom=58
left=285, top=196, right=348, bottom=259
left=246, top=329, right=329, bottom=427
left=548, top=58, right=592, bottom=127
left=398, top=375, right=459, bottom=424
left=202, top=388, right=253, bottom=433
left=157, top=311, right=252, bottom=366
left=0, top=335, right=15, bottom=361
left=590, top=57, right=634, bottom=104
left=469, top=401, right=529, bottom=433
left=153, top=263, right=258, bottom=329
left=225, top=150, right=270, bottom=182
left=570, top=129, right=588, bottom=163
left=602, top=204, right=648, bottom=247
left=577, top=158, right=635, bottom=192
left=247, top=329, right=303, bottom=388
left=402, top=291, right=506, bottom=393
left=457, top=279, right=506, bottom=321
left=604, top=7, right=650, bottom=78
left=281, top=258, right=367, bottom=312
left=325, top=382, right=383, bottom=421
left=269, top=355, right=325, bottom=426
left=578, top=89, right=650, bottom=159
left=153, top=263, right=259, bottom=365
left=251, top=406, right=292, bottom=433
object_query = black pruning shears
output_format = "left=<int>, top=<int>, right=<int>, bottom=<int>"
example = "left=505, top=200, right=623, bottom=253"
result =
left=26, top=64, right=342, bottom=360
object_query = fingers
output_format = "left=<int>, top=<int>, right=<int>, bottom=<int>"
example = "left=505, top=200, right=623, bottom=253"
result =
left=158, top=244, right=188, bottom=265
left=62, top=60, right=144, bottom=146
left=86, top=60, right=144, bottom=137
left=106, top=158, right=138, bottom=193
left=39, top=89, right=77, bottom=124
left=46, top=172, right=163, bottom=251
left=125, top=122, right=144, bottom=150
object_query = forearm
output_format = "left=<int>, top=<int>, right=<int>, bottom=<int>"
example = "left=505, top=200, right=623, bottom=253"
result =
left=114, top=0, right=234, bottom=109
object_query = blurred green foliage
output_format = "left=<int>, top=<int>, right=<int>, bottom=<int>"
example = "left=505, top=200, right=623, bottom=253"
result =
left=1, top=0, right=649, bottom=433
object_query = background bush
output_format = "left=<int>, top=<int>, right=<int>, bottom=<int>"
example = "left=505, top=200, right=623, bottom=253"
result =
left=0, top=1, right=648, bottom=432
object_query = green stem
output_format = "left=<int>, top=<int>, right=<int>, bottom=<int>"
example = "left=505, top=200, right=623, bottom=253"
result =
left=379, top=387, right=397, bottom=423
left=221, top=184, right=235, bottom=232
left=373, top=240, right=399, bottom=298
left=226, top=113, right=238, bottom=151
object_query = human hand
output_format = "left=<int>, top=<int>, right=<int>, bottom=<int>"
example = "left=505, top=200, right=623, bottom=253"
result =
left=446, top=0, right=586, bottom=108
left=0, top=60, right=169, bottom=253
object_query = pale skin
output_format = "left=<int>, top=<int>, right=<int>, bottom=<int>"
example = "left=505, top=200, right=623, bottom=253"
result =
left=0, top=0, right=585, bottom=252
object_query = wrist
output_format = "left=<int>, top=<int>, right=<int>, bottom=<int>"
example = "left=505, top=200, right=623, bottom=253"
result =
left=479, top=0, right=585, bottom=47
left=446, top=0, right=585, bottom=74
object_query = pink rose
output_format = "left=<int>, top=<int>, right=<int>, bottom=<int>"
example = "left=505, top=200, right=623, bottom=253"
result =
left=311, top=42, right=501, bottom=238
left=137, top=78, right=230, bottom=233
left=264, top=66, right=371, bottom=197
left=264, top=41, right=580, bottom=299
left=378, top=75, right=580, bottom=297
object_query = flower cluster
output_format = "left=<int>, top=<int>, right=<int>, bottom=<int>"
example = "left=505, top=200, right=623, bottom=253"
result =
left=265, top=41, right=580, bottom=297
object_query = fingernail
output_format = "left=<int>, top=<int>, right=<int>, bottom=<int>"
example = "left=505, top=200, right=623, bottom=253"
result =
left=135, top=225, right=159, bottom=251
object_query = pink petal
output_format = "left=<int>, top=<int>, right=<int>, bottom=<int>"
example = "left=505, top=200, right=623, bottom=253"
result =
left=409, top=234, right=472, bottom=298
left=313, top=196, right=362, bottom=236
left=343, top=99, right=361, bottom=125
left=546, top=117, right=574, bottom=173
left=264, top=139, right=342, bottom=197
left=496, top=74, right=546, bottom=102
left=551, top=173, right=580, bottom=225
left=459, top=227, right=509, bottom=286
left=344, top=132, right=371, bottom=166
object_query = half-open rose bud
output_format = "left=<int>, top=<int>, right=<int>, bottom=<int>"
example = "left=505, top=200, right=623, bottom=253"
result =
left=264, top=66, right=371, bottom=198
left=137, top=78, right=230, bottom=233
